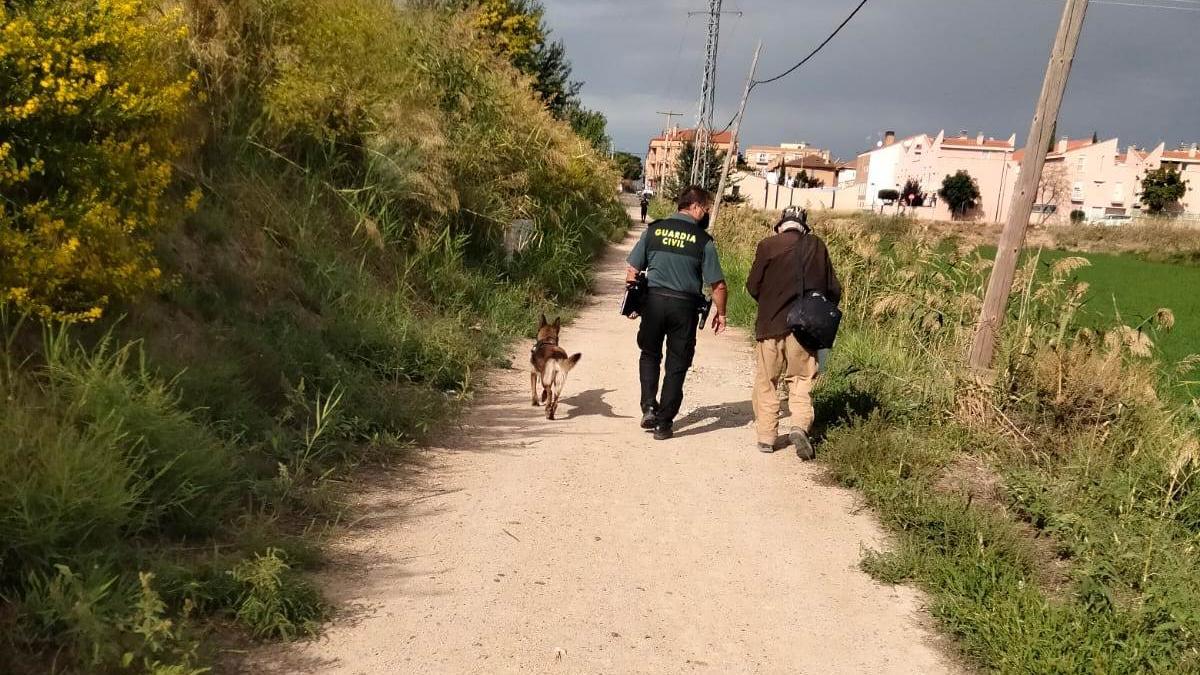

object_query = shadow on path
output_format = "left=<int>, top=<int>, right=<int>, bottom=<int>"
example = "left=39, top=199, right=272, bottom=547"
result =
left=672, top=400, right=753, bottom=438
left=560, top=388, right=632, bottom=420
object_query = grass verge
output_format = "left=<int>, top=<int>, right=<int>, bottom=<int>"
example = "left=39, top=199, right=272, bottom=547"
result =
left=713, top=206, right=1200, bottom=673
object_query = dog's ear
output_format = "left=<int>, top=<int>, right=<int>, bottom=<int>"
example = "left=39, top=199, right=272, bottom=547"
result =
left=553, top=317, right=561, bottom=329
left=539, top=313, right=547, bottom=327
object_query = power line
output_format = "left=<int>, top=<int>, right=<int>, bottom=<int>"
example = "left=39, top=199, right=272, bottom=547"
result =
left=752, top=0, right=871, bottom=86
left=1037, top=0, right=1200, bottom=10
left=1091, top=0, right=1200, bottom=10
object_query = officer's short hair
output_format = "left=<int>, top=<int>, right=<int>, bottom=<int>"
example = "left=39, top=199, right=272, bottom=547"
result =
left=676, top=186, right=712, bottom=210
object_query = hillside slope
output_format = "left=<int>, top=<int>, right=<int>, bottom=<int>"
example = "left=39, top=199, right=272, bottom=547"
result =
left=0, top=1, right=624, bottom=672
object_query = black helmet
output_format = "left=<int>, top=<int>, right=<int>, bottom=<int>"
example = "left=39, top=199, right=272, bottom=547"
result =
left=774, top=206, right=810, bottom=233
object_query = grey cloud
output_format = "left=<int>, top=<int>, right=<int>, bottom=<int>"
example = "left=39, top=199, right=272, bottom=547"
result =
left=542, top=0, right=1200, bottom=158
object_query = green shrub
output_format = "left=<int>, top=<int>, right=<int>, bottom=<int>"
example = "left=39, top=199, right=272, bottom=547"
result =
left=230, top=548, right=322, bottom=640
left=2, top=0, right=625, bottom=671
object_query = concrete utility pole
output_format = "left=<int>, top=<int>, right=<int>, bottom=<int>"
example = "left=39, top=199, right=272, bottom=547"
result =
left=710, top=42, right=761, bottom=228
left=966, top=0, right=1089, bottom=372
left=654, top=111, right=685, bottom=191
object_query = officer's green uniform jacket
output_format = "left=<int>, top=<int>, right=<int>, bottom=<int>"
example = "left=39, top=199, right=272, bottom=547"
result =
left=626, top=212, right=724, bottom=297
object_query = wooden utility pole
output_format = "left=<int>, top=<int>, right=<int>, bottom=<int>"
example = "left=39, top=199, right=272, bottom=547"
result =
left=710, top=42, right=761, bottom=228
left=966, top=0, right=1089, bottom=371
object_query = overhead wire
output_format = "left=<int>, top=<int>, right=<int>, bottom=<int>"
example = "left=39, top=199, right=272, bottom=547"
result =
left=751, top=0, right=870, bottom=87
left=1090, top=0, right=1200, bottom=10
left=712, top=0, right=871, bottom=135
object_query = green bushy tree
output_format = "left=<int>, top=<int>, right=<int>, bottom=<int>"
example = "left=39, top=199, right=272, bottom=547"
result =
left=462, top=0, right=610, bottom=148
left=613, top=151, right=643, bottom=181
left=795, top=170, right=824, bottom=188
left=901, top=179, right=925, bottom=207
left=1140, top=167, right=1189, bottom=214
left=939, top=170, right=982, bottom=219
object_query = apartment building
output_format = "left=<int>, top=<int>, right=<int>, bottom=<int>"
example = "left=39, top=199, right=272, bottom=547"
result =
left=744, top=142, right=831, bottom=175
left=644, top=127, right=735, bottom=192
left=1009, top=138, right=1200, bottom=224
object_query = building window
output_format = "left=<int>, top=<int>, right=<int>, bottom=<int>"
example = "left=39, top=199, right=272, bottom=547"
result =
left=1113, top=183, right=1124, bottom=204
left=1076, top=156, right=1086, bottom=171
left=756, top=153, right=767, bottom=163
left=1071, top=181, right=1084, bottom=202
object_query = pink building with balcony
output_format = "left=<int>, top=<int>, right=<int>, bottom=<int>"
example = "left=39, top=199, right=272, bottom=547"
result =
left=858, top=130, right=1017, bottom=221
left=1004, top=138, right=1200, bottom=224
left=855, top=130, right=1199, bottom=224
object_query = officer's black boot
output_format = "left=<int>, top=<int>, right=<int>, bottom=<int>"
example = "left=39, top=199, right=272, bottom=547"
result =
left=640, top=405, right=659, bottom=430
left=653, top=421, right=673, bottom=441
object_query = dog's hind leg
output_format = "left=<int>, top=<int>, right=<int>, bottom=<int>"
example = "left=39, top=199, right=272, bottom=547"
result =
left=530, top=371, right=540, bottom=406
left=546, top=367, right=567, bottom=420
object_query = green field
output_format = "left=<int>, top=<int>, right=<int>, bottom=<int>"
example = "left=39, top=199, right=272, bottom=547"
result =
left=983, top=246, right=1200, bottom=399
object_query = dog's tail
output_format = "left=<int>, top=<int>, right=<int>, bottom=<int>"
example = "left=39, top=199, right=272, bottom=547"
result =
left=540, top=354, right=580, bottom=401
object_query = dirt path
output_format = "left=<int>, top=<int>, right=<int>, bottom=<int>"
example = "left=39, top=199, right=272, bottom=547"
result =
left=250, top=211, right=958, bottom=674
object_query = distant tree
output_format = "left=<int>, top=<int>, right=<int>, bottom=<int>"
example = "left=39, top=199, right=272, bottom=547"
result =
left=668, top=142, right=724, bottom=196
left=1035, top=163, right=1070, bottom=225
left=938, top=171, right=982, bottom=219
left=613, top=151, right=643, bottom=181
left=566, top=104, right=609, bottom=150
left=1091, top=130, right=1100, bottom=144
left=467, top=0, right=583, bottom=118
left=878, top=188, right=900, bottom=203
left=795, top=170, right=824, bottom=188
left=1140, top=167, right=1189, bottom=214
left=901, top=179, right=925, bottom=207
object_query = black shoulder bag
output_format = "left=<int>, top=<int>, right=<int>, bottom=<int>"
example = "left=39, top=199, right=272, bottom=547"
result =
left=785, top=234, right=842, bottom=350
left=620, top=272, right=648, bottom=317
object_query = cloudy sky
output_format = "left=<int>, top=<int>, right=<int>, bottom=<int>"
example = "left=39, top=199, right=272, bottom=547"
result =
left=541, top=0, right=1200, bottom=162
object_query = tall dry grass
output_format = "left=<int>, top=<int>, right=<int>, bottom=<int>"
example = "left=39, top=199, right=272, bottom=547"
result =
left=713, top=205, right=1200, bottom=672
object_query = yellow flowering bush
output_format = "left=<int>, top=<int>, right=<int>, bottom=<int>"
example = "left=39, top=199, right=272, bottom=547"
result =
left=1, top=0, right=195, bottom=320
left=471, top=0, right=542, bottom=63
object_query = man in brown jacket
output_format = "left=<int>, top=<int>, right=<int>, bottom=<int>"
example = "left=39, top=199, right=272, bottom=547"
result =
left=745, top=208, right=841, bottom=459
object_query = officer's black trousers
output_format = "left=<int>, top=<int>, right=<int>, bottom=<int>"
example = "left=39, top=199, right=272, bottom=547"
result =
left=637, top=293, right=698, bottom=425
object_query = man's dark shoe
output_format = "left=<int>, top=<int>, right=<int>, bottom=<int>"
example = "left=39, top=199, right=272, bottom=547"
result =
left=641, top=408, right=659, bottom=430
left=758, top=441, right=776, bottom=453
left=653, top=424, right=674, bottom=441
left=791, top=429, right=815, bottom=460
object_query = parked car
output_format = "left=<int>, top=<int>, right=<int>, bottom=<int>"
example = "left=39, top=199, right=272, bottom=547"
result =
left=1097, top=214, right=1133, bottom=226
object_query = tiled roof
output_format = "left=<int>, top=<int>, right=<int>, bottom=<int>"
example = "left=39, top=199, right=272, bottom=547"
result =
left=942, top=135, right=1014, bottom=150
left=1162, top=149, right=1200, bottom=161
left=779, top=158, right=839, bottom=171
left=1012, top=138, right=1108, bottom=163
left=1044, top=138, right=1096, bottom=157
left=651, top=128, right=734, bottom=144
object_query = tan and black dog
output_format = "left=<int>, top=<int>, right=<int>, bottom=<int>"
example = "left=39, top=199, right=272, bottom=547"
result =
left=530, top=315, right=582, bottom=420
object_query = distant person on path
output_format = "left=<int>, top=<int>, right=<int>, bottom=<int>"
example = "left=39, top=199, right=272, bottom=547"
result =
left=745, top=207, right=841, bottom=459
left=639, top=193, right=650, bottom=223
left=626, top=186, right=727, bottom=440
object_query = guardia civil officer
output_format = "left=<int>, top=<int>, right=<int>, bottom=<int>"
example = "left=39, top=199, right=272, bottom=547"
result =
left=625, top=185, right=727, bottom=440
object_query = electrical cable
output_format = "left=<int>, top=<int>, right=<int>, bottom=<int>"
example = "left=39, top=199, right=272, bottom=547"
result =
left=751, top=0, right=870, bottom=86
